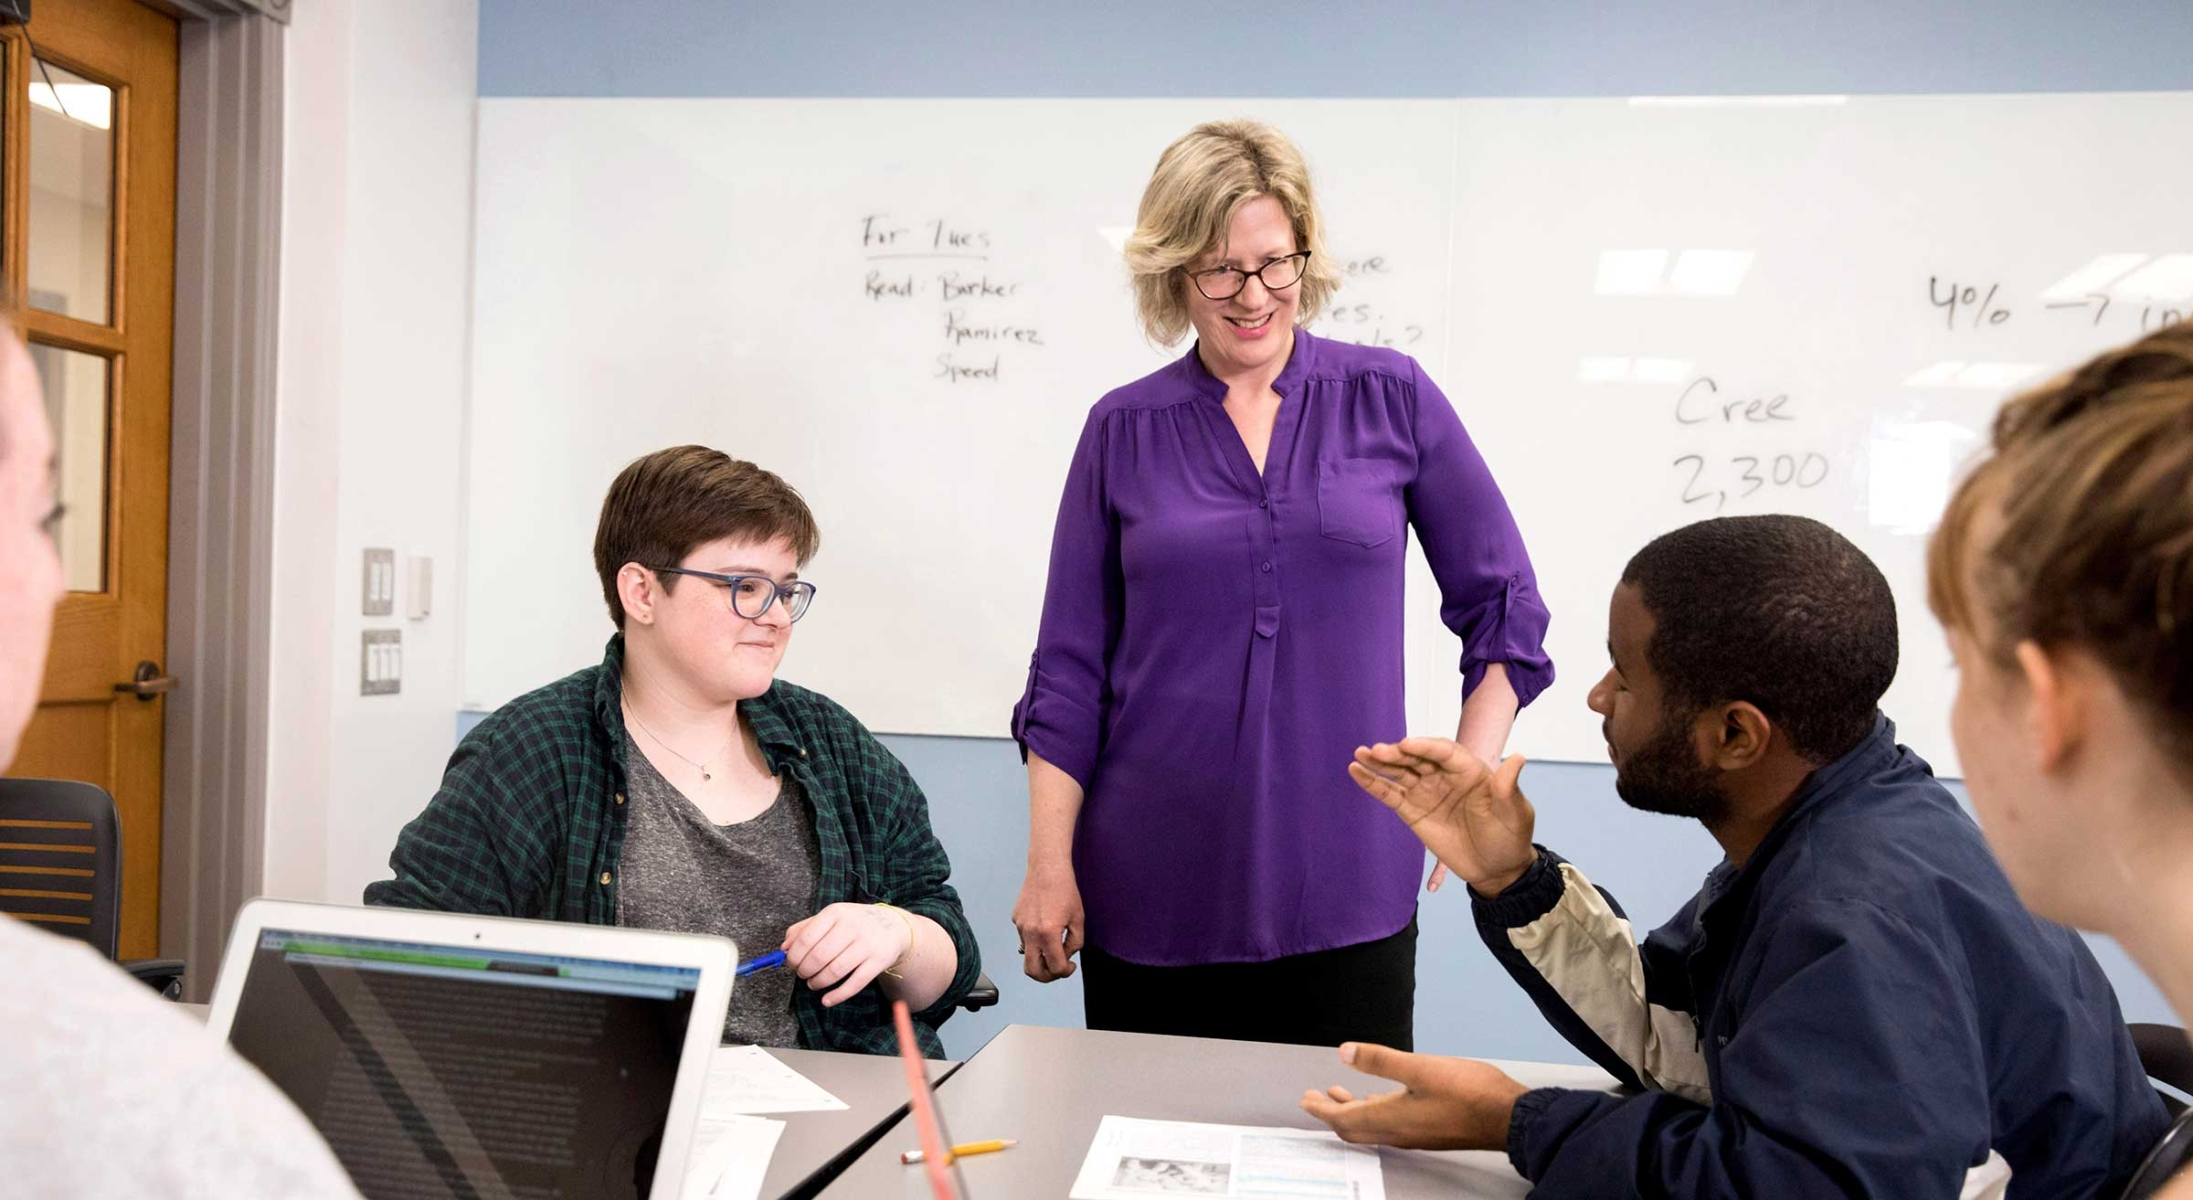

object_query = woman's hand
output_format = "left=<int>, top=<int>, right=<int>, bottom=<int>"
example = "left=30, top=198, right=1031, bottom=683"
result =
left=1012, top=862, right=1085, bottom=982
left=783, top=902, right=913, bottom=1008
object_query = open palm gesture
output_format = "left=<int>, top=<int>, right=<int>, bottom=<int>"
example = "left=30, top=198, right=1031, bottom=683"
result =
left=1348, top=739, right=1537, bottom=895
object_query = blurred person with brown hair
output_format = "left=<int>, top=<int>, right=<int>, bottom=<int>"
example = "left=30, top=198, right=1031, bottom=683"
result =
left=1930, top=320, right=2193, bottom=1193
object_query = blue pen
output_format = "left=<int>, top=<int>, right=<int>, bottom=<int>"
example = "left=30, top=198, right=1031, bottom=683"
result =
left=737, top=950, right=787, bottom=978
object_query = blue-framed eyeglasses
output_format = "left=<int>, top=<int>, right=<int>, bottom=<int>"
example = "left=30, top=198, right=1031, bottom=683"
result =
left=650, top=567, right=818, bottom=622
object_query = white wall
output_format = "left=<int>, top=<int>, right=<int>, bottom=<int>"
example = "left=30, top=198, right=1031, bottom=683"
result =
left=267, top=0, right=478, bottom=904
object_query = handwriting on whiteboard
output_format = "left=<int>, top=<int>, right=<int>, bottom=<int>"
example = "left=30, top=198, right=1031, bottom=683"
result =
left=1308, top=253, right=1431, bottom=349
left=859, top=213, right=1039, bottom=383
left=1667, top=376, right=1830, bottom=513
left=1931, top=274, right=2189, bottom=335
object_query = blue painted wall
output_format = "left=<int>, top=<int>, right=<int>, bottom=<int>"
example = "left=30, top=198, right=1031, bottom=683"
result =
left=468, top=2, right=2191, bottom=1060
left=479, top=0, right=2193, bottom=98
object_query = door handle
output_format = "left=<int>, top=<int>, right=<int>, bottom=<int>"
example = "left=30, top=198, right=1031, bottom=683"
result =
left=115, top=661, right=178, bottom=700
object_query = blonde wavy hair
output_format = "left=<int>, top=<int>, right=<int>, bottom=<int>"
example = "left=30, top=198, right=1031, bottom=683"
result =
left=1123, top=119, right=1343, bottom=346
left=1928, top=318, right=2193, bottom=772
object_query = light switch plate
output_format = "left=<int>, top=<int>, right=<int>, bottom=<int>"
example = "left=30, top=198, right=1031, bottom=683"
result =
left=362, top=548, right=395, bottom=616
left=408, top=555, right=433, bottom=620
left=361, top=629, right=401, bottom=696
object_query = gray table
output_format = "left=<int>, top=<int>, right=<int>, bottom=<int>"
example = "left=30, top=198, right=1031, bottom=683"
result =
left=762, top=1048, right=955, bottom=1200
left=816, top=1024, right=1620, bottom=1199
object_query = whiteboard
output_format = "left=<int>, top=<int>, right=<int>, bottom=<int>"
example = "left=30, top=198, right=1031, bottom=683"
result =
left=466, top=94, right=2193, bottom=774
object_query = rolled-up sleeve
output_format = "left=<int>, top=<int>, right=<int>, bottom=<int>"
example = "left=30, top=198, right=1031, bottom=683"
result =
left=1404, top=361, right=1555, bottom=707
left=1010, top=409, right=1122, bottom=790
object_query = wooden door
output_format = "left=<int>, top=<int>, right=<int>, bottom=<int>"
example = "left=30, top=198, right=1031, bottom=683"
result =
left=2, top=0, right=177, bottom=960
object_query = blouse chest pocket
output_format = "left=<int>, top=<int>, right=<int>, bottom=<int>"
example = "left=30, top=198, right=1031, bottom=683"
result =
left=1316, top=459, right=1401, bottom=549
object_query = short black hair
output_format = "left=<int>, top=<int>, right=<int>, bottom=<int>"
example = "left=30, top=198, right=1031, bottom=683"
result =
left=1622, top=515, right=1897, bottom=763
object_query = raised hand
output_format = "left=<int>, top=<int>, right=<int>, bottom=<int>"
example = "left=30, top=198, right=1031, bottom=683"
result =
left=1349, top=739, right=1537, bottom=896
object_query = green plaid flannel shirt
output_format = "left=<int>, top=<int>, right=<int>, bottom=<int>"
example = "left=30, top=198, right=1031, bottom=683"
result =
left=364, top=636, right=980, bottom=1057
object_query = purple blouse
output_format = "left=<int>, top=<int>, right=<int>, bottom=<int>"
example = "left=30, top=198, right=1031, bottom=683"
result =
left=1012, top=330, right=1554, bottom=966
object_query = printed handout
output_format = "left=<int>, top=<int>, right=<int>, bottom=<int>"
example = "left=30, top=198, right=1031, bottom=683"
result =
left=1071, top=1115, right=1386, bottom=1200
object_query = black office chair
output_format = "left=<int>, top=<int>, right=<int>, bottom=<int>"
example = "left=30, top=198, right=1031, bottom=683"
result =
left=2122, top=1023, right=2193, bottom=1199
left=0, top=777, right=186, bottom=999
left=960, top=971, right=999, bottom=1012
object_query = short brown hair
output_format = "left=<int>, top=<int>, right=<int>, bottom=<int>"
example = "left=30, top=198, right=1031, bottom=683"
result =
left=593, top=446, right=821, bottom=628
left=1123, top=119, right=1343, bottom=346
left=1928, top=319, right=2193, bottom=770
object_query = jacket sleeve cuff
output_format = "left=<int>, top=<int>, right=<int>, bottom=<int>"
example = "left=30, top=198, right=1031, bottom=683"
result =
left=1471, top=847, right=1569, bottom=935
left=1506, top=1087, right=1566, bottom=1179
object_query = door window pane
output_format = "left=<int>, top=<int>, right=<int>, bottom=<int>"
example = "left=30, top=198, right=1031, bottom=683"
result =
left=28, top=59, right=113, bottom=324
left=29, top=343, right=110, bottom=592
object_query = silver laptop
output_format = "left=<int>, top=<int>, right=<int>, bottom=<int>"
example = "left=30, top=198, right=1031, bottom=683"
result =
left=206, top=898, right=736, bottom=1200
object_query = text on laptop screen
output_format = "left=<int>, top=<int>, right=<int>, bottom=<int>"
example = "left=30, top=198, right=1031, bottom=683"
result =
left=226, top=927, right=701, bottom=1200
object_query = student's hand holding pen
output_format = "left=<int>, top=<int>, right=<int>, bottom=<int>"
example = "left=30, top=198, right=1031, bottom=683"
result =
left=783, top=902, right=914, bottom=1007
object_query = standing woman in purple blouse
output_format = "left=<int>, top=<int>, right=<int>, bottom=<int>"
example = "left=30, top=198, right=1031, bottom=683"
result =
left=1008, top=120, right=1556, bottom=1048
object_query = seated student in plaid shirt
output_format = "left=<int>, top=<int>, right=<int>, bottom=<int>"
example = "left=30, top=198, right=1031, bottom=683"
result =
left=367, top=445, right=980, bottom=1056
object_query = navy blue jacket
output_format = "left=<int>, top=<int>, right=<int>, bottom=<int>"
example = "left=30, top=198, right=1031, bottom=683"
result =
left=1475, top=718, right=2165, bottom=1197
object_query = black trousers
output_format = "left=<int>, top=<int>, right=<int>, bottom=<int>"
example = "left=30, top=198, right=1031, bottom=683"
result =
left=1080, top=916, right=1417, bottom=1050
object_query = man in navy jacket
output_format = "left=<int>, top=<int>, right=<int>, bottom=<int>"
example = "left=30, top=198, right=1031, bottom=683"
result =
left=1305, top=515, right=2166, bottom=1198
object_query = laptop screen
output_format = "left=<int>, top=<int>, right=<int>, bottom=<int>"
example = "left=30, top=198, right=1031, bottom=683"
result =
left=226, top=926, right=703, bottom=1200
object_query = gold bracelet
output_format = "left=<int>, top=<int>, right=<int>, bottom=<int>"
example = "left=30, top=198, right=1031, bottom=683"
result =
left=872, top=902, right=914, bottom=979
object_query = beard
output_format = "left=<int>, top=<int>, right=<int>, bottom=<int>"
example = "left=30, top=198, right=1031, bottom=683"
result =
left=1615, top=711, right=1732, bottom=824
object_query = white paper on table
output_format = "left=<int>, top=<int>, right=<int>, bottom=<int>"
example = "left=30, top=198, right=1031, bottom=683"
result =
left=678, top=1113, right=785, bottom=1200
left=703, top=1044, right=850, bottom=1115
left=1069, top=1115, right=1386, bottom=1199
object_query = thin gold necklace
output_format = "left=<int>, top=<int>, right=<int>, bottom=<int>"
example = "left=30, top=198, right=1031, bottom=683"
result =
left=624, top=705, right=737, bottom=782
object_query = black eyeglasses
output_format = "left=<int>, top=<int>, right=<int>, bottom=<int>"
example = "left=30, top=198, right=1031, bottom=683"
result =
left=1184, top=251, right=1311, bottom=301
left=651, top=566, right=818, bottom=622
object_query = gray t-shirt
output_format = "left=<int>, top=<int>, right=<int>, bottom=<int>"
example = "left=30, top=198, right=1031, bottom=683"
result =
left=616, top=733, right=821, bottom=1046
left=0, top=915, right=364, bottom=1200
